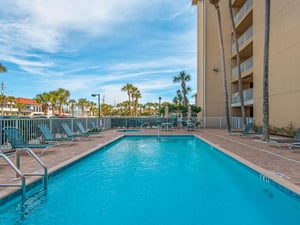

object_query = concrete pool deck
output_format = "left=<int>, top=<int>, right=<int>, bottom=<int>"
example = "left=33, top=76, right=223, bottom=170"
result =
left=1, top=128, right=300, bottom=199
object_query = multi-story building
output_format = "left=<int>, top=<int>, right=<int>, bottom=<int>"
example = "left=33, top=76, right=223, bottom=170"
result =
left=192, top=0, right=300, bottom=129
left=0, top=97, right=42, bottom=116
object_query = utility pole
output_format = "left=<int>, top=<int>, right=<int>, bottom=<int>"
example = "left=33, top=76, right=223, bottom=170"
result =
left=1, top=81, right=5, bottom=115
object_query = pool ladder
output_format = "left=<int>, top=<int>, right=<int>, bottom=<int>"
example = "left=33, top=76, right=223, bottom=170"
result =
left=0, top=148, right=48, bottom=204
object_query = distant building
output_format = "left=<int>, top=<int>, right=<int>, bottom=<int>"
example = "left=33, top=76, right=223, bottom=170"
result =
left=192, top=0, right=300, bottom=128
left=16, top=98, right=43, bottom=116
left=0, top=97, right=42, bottom=116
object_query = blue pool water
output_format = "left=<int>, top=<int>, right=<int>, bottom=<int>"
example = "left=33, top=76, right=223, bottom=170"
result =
left=1, top=136, right=300, bottom=225
left=117, top=129, right=141, bottom=132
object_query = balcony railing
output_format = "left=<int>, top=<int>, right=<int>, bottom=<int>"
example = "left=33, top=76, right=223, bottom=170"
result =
left=232, top=26, right=253, bottom=54
left=234, top=0, right=253, bottom=25
left=231, top=88, right=253, bottom=107
left=232, top=56, right=253, bottom=79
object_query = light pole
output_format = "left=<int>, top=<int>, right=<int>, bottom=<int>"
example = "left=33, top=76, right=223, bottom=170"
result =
left=91, top=93, right=101, bottom=118
left=158, top=96, right=161, bottom=116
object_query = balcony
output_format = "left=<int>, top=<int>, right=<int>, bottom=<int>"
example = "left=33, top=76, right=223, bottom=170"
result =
left=234, top=0, right=253, bottom=25
left=232, top=56, right=253, bottom=79
left=232, top=26, right=253, bottom=55
left=231, top=88, right=253, bottom=107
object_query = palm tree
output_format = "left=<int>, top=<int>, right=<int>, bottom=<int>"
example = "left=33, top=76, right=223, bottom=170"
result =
left=34, top=92, right=50, bottom=115
left=228, top=0, right=246, bottom=128
left=0, top=95, right=7, bottom=115
left=0, top=63, right=7, bottom=73
left=176, top=89, right=183, bottom=107
left=263, top=0, right=271, bottom=141
left=6, top=96, right=15, bottom=115
left=56, top=88, right=70, bottom=116
left=121, top=83, right=134, bottom=116
left=209, top=0, right=231, bottom=132
left=15, top=102, right=25, bottom=116
left=68, top=99, right=77, bottom=117
left=77, top=98, right=88, bottom=116
left=49, top=91, right=60, bottom=116
left=173, top=71, right=191, bottom=106
left=131, top=87, right=141, bottom=116
left=86, top=100, right=97, bottom=116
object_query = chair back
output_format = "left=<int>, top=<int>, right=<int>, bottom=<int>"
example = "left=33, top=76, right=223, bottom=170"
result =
left=294, top=128, right=300, bottom=141
left=90, top=121, right=96, bottom=129
left=244, top=122, right=253, bottom=132
left=38, top=124, right=55, bottom=141
left=76, top=122, right=86, bottom=133
left=61, top=123, right=75, bottom=136
left=3, top=127, right=27, bottom=148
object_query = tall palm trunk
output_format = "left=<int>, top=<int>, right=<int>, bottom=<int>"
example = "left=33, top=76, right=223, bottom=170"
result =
left=210, top=0, right=231, bottom=132
left=228, top=0, right=246, bottom=129
left=263, top=0, right=271, bottom=140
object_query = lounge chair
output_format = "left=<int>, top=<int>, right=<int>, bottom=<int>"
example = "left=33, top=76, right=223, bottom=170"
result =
left=241, top=127, right=263, bottom=137
left=61, top=123, right=90, bottom=140
left=269, top=128, right=300, bottom=149
left=3, top=127, right=56, bottom=155
left=90, top=121, right=102, bottom=132
left=76, top=122, right=101, bottom=137
left=230, top=122, right=254, bottom=135
left=38, top=124, right=76, bottom=146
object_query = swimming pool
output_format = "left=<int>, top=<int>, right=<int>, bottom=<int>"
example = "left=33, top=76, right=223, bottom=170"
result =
left=1, top=136, right=300, bottom=225
left=117, top=129, right=141, bottom=132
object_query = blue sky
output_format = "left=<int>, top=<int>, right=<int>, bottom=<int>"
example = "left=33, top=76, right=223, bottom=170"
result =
left=0, top=0, right=197, bottom=106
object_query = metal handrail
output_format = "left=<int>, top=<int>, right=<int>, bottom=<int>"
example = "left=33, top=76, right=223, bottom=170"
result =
left=16, top=148, right=48, bottom=190
left=0, top=153, right=26, bottom=203
left=0, top=148, right=48, bottom=204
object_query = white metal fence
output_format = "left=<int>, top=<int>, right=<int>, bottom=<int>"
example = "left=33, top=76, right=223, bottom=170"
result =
left=0, top=116, right=253, bottom=150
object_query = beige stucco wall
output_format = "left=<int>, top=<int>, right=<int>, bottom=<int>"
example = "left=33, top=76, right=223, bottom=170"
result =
left=195, top=0, right=232, bottom=120
left=253, top=0, right=300, bottom=128
left=194, top=0, right=300, bottom=129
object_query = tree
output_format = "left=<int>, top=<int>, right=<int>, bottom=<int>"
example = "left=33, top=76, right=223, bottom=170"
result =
left=56, top=88, right=70, bottom=116
left=34, top=92, right=50, bottom=115
left=15, top=102, right=25, bottom=116
left=77, top=98, right=88, bottom=116
left=121, top=83, right=134, bottom=116
left=6, top=96, right=16, bottom=114
left=131, top=87, right=141, bottom=116
left=0, top=63, right=7, bottom=73
left=173, top=89, right=183, bottom=106
left=263, top=0, right=271, bottom=141
left=228, top=0, right=246, bottom=128
left=68, top=99, right=77, bottom=117
left=209, top=0, right=231, bottom=132
left=86, top=100, right=96, bottom=116
left=49, top=90, right=60, bottom=116
left=173, top=71, right=191, bottom=106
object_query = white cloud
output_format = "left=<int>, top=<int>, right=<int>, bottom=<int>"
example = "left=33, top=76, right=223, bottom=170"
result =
left=0, top=0, right=198, bottom=104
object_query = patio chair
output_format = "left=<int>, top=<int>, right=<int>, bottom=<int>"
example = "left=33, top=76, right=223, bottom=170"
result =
left=269, top=128, right=300, bottom=149
left=230, top=122, right=254, bottom=135
left=186, top=119, right=196, bottom=131
left=288, top=142, right=300, bottom=150
left=76, top=122, right=101, bottom=137
left=90, top=121, right=102, bottom=132
left=3, top=127, right=57, bottom=155
left=61, top=123, right=90, bottom=140
left=38, top=124, right=77, bottom=146
left=241, top=127, right=263, bottom=137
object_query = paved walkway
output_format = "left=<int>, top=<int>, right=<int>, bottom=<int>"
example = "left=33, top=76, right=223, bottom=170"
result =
left=1, top=128, right=300, bottom=199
